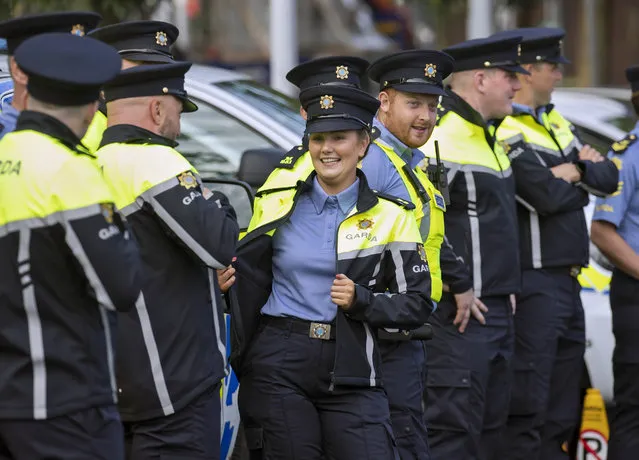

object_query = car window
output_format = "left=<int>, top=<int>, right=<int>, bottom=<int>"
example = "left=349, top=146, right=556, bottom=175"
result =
left=213, top=80, right=306, bottom=137
left=607, top=115, right=637, bottom=133
left=177, top=98, right=278, bottom=179
left=574, top=125, right=614, bottom=155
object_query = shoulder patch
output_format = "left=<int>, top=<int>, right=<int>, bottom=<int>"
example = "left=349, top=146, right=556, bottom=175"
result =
left=611, top=133, right=638, bottom=154
left=277, top=144, right=306, bottom=169
left=373, top=190, right=416, bottom=210
left=433, top=190, right=446, bottom=211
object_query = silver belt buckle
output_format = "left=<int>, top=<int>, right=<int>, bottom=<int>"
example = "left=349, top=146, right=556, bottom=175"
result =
left=309, top=322, right=331, bottom=340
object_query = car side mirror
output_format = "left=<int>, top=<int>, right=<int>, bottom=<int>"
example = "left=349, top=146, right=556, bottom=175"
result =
left=202, top=178, right=254, bottom=231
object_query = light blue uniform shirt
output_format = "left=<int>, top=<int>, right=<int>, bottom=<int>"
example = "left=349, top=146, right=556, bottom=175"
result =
left=261, top=177, right=359, bottom=322
left=359, top=117, right=425, bottom=203
left=592, top=121, right=639, bottom=254
left=0, top=104, right=19, bottom=140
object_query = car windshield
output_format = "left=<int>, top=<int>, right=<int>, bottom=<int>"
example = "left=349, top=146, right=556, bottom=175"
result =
left=213, top=80, right=306, bottom=136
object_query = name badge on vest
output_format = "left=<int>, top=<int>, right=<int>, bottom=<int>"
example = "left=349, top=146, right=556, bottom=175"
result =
left=433, top=191, right=446, bottom=211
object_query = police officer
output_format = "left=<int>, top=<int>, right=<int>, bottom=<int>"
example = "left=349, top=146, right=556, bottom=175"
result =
left=419, top=36, right=527, bottom=459
left=0, top=12, right=101, bottom=143
left=364, top=50, right=476, bottom=460
left=591, top=65, right=639, bottom=460
left=98, top=64, right=239, bottom=459
left=231, top=83, right=433, bottom=459
left=86, top=20, right=180, bottom=152
left=0, top=32, right=140, bottom=459
left=491, top=28, right=619, bottom=460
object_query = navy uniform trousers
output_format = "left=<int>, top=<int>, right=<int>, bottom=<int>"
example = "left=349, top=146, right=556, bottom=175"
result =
left=379, top=340, right=430, bottom=460
left=238, top=317, right=399, bottom=460
left=0, top=405, right=123, bottom=460
left=500, top=268, right=585, bottom=460
left=425, top=294, right=514, bottom=460
left=609, top=269, right=639, bottom=460
left=123, top=384, right=221, bottom=460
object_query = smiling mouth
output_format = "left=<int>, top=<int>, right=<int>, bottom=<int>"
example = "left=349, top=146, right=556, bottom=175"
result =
left=320, top=158, right=340, bottom=164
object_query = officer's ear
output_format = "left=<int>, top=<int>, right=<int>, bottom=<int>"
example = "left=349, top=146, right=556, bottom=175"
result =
left=149, top=97, right=163, bottom=126
left=299, top=106, right=308, bottom=120
left=9, top=56, right=27, bottom=86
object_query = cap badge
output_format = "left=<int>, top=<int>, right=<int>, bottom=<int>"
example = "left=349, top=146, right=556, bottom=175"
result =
left=320, top=95, right=334, bottom=110
left=336, top=66, right=349, bottom=80
left=517, top=44, right=522, bottom=57
left=424, top=64, right=437, bottom=78
left=156, top=31, right=169, bottom=46
left=71, top=24, right=85, bottom=36
left=558, top=39, right=563, bottom=53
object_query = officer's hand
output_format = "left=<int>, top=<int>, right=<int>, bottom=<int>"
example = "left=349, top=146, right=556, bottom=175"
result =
left=470, top=296, right=488, bottom=325
left=332, top=274, right=356, bottom=309
left=217, top=259, right=237, bottom=293
left=510, top=294, right=517, bottom=315
left=550, top=163, right=581, bottom=183
left=453, top=288, right=473, bottom=333
left=578, top=145, right=604, bottom=163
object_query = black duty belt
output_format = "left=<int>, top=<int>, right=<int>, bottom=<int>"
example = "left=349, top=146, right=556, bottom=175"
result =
left=261, top=315, right=336, bottom=340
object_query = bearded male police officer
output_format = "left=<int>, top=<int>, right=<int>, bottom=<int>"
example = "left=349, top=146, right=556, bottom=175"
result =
left=491, top=28, right=619, bottom=460
left=0, top=12, right=101, bottom=143
left=98, top=63, right=239, bottom=459
left=85, top=20, right=180, bottom=152
left=420, top=36, right=527, bottom=460
left=0, top=32, right=140, bottom=460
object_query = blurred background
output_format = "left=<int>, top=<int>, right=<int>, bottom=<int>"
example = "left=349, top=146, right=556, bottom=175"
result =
left=0, top=0, right=636, bottom=89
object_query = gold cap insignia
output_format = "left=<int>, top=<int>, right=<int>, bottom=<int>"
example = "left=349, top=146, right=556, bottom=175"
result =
left=417, top=243, right=428, bottom=263
left=162, top=87, right=169, bottom=94
left=100, top=203, right=114, bottom=224
left=71, top=24, right=85, bottom=36
left=517, top=44, right=522, bottom=57
left=336, top=65, right=349, bottom=80
left=156, top=31, right=168, bottom=46
left=357, top=218, right=374, bottom=230
left=178, top=171, right=198, bottom=189
left=484, top=61, right=491, bottom=67
left=320, top=95, right=334, bottom=110
left=424, top=64, right=437, bottom=78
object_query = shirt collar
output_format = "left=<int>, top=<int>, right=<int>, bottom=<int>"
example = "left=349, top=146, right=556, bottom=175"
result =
left=309, top=176, right=359, bottom=215
left=2, top=104, right=19, bottom=121
left=373, top=117, right=425, bottom=166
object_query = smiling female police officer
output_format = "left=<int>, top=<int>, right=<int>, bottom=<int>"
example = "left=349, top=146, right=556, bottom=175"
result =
left=228, top=85, right=436, bottom=459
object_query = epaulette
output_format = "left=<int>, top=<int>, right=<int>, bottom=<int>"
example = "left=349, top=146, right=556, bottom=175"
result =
left=435, top=105, right=450, bottom=126
left=277, top=144, right=307, bottom=169
left=611, top=133, right=638, bottom=154
left=373, top=190, right=415, bottom=210
left=370, top=126, right=381, bottom=141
